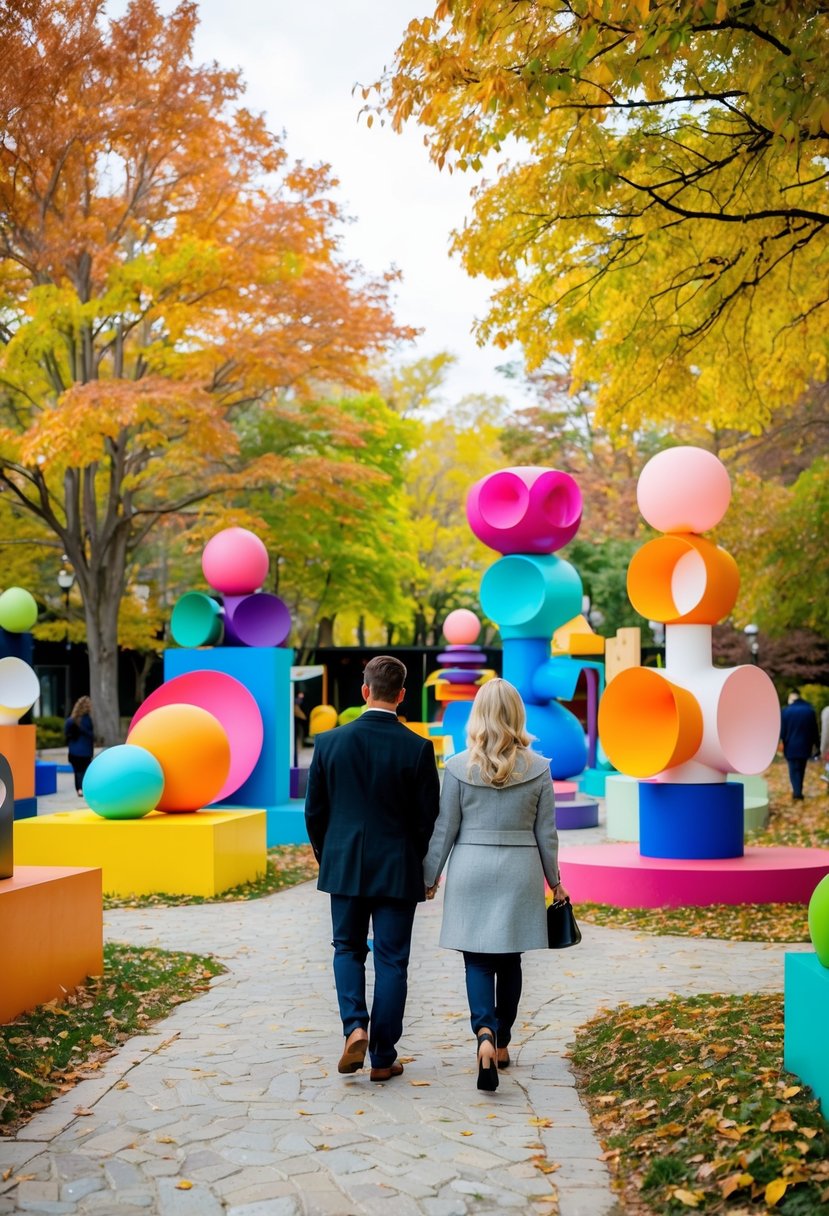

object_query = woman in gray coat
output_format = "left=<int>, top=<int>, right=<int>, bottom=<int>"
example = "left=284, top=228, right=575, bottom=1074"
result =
left=423, top=679, right=567, bottom=1092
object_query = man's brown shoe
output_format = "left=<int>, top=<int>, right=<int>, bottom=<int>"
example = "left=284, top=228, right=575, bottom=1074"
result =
left=370, top=1061, right=404, bottom=1082
left=337, top=1031, right=368, bottom=1074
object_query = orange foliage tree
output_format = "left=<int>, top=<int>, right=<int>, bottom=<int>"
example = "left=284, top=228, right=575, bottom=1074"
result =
left=0, top=0, right=409, bottom=742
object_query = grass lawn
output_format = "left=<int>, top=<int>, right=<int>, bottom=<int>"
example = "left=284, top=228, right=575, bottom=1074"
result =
left=576, top=759, right=828, bottom=943
left=0, top=943, right=224, bottom=1134
left=103, top=844, right=318, bottom=908
left=572, top=992, right=829, bottom=1215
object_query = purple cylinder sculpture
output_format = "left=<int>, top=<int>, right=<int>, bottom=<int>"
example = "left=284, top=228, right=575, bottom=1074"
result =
left=229, top=592, right=291, bottom=648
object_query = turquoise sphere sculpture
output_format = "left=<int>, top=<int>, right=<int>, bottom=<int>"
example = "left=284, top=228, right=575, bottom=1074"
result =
left=808, top=873, right=829, bottom=968
left=83, top=744, right=165, bottom=820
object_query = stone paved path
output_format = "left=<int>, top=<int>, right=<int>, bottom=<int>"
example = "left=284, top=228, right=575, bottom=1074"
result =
left=0, top=869, right=805, bottom=1216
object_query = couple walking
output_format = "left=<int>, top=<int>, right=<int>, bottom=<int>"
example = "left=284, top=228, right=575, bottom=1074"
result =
left=304, top=655, right=566, bottom=1091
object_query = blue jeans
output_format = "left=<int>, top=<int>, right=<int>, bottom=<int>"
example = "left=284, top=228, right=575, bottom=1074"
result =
left=787, top=757, right=808, bottom=799
left=462, top=952, right=523, bottom=1047
left=330, top=895, right=416, bottom=1069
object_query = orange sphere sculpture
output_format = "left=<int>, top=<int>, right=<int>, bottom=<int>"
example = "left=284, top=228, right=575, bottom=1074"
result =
left=127, top=703, right=231, bottom=812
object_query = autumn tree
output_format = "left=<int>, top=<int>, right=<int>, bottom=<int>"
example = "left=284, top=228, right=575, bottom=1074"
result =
left=234, top=393, right=422, bottom=653
left=0, top=0, right=408, bottom=742
left=378, top=1, right=829, bottom=430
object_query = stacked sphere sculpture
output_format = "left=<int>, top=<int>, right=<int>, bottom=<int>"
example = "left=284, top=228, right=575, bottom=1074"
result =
left=466, top=466, right=587, bottom=779
left=84, top=526, right=269, bottom=818
left=598, top=446, right=780, bottom=860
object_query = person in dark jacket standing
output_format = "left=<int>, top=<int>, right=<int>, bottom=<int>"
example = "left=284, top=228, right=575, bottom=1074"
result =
left=64, top=696, right=94, bottom=797
left=780, top=690, right=820, bottom=801
left=304, top=656, right=440, bottom=1082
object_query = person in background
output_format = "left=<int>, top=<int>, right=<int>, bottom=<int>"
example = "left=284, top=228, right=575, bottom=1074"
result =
left=779, top=689, right=820, bottom=802
left=423, top=678, right=565, bottom=1092
left=304, top=656, right=440, bottom=1082
left=64, top=696, right=94, bottom=798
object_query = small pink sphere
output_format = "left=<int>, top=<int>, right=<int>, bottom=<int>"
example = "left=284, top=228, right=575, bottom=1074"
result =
left=202, top=527, right=269, bottom=595
left=637, top=447, right=731, bottom=534
left=443, top=609, right=481, bottom=645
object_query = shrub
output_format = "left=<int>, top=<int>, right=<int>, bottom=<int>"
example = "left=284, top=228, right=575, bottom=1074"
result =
left=34, top=716, right=67, bottom=750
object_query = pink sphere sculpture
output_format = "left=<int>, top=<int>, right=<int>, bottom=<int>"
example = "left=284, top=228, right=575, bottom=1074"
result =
left=637, top=447, right=731, bottom=534
left=467, top=467, right=582, bottom=555
left=443, top=609, right=481, bottom=646
left=202, top=527, right=269, bottom=595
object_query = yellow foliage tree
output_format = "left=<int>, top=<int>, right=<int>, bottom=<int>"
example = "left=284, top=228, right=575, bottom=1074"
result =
left=378, top=1, right=829, bottom=431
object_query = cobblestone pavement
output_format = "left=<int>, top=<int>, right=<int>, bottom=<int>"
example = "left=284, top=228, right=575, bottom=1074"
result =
left=1, top=861, right=804, bottom=1216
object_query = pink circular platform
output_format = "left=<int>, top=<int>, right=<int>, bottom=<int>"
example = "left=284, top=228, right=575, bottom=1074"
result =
left=559, top=842, right=829, bottom=907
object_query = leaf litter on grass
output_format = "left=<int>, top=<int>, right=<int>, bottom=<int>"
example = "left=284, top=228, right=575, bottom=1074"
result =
left=571, top=993, right=829, bottom=1215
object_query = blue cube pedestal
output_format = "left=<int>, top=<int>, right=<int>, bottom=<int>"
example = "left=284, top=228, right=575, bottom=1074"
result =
left=639, top=781, right=744, bottom=859
left=35, top=761, right=58, bottom=795
left=784, top=952, right=829, bottom=1117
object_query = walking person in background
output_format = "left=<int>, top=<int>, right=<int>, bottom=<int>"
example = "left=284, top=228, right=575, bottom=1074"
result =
left=64, top=696, right=94, bottom=798
left=820, top=702, right=829, bottom=794
left=780, top=689, right=820, bottom=802
left=423, top=678, right=565, bottom=1092
left=305, top=656, right=440, bottom=1081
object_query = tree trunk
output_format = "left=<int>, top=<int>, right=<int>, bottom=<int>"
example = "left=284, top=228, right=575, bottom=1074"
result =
left=357, top=615, right=366, bottom=647
left=385, top=622, right=396, bottom=646
left=317, top=615, right=335, bottom=648
left=76, top=528, right=130, bottom=746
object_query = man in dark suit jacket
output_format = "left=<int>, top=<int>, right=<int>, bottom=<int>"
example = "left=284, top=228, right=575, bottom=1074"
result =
left=305, top=655, right=440, bottom=1082
left=780, top=690, right=820, bottom=801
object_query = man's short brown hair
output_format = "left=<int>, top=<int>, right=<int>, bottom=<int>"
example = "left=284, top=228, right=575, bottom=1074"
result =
left=363, top=655, right=407, bottom=702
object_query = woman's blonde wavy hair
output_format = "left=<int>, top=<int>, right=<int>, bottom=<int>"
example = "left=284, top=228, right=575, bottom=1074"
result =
left=466, top=678, right=532, bottom=787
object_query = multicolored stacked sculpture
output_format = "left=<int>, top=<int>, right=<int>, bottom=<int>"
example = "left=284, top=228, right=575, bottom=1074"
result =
left=160, top=526, right=296, bottom=843
left=784, top=874, right=829, bottom=1115
left=429, top=608, right=492, bottom=754
left=598, top=447, right=780, bottom=859
left=0, top=586, right=40, bottom=822
left=467, top=467, right=588, bottom=780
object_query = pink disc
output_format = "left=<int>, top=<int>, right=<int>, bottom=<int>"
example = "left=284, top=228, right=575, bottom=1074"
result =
left=637, top=447, right=731, bottom=534
left=443, top=609, right=481, bottom=645
left=202, top=527, right=270, bottom=595
left=130, top=670, right=263, bottom=802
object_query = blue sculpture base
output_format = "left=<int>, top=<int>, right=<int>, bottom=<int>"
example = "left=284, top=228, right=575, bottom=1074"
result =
left=580, top=766, right=614, bottom=797
left=639, top=781, right=744, bottom=859
left=13, top=796, right=38, bottom=821
left=218, top=801, right=310, bottom=848
left=784, top=952, right=829, bottom=1118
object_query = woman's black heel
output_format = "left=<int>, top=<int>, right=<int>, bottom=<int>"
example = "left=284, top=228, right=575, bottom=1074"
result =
left=476, top=1031, right=499, bottom=1092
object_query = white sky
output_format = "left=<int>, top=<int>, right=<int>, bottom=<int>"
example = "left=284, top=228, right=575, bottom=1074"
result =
left=112, top=0, right=534, bottom=412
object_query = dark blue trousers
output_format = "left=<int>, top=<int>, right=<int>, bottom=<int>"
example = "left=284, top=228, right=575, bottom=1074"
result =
left=462, top=951, right=523, bottom=1047
left=787, top=757, right=808, bottom=799
left=330, top=895, right=417, bottom=1069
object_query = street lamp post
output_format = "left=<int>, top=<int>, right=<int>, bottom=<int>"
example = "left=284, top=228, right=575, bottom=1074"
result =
left=744, top=622, right=760, bottom=665
left=57, top=558, right=75, bottom=649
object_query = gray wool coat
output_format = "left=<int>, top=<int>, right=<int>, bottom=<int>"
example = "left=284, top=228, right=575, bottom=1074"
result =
left=423, top=749, right=560, bottom=953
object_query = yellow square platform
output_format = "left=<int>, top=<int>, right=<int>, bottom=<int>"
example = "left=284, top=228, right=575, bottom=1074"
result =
left=14, top=809, right=267, bottom=897
left=0, top=866, right=103, bottom=1023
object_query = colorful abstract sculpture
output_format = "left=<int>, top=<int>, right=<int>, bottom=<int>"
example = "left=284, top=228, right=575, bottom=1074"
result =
left=468, top=466, right=587, bottom=779
left=429, top=609, right=493, bottom=754
left=0, top=587, right=38, bottom=634
left=126, top=704, right=231, bottom=813
left=598, top=447, right=780, bottom=859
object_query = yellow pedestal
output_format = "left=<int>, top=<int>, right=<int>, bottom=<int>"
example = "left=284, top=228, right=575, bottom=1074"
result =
left=14, top=809, right=267, bottom=897
left=0, top=866, right=103, bottom=1023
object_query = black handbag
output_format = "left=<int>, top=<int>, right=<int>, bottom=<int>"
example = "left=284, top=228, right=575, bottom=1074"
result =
left=547, top=897, right=582, bottom=948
